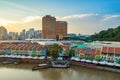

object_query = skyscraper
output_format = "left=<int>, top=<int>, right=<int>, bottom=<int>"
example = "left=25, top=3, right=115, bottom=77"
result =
left=56, top=21, right=67, bottom=39
left=42, top=15, right=56, bottom=39
left=20, top=29, right=26, bottom=40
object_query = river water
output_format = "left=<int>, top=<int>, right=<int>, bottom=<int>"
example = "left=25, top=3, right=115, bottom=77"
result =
left=0, top=63, right=119, bottom=80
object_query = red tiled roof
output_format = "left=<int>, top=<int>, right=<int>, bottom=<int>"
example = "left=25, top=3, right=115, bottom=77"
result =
left=75, top=42, right=83, bottom=44
left=77, top=48, right=101, bottom=56
left=91, top=50, right=101, bottom=55
left=102, top=47, right=107, bottom=53
left=0, top=43, right=45, bottom=51
left=77, top=49, right=85, bottom=53
left=108, top=47, right=114, bottom=53
left=115, top=48, right=120, bottom=54
left=102, top=47, right=120, bottom=54
left=61, top=45, right=70, bottom=50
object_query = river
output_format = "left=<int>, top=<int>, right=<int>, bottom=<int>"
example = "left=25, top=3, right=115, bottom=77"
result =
left=0, top=63, right=119, bottom=80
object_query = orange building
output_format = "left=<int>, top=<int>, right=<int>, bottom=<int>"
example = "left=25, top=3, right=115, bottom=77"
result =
left=56, top=21, right=67, bottom=39
left=42, top=15, right=67, bottom=39
left=42, top=15, right=56, bottom=39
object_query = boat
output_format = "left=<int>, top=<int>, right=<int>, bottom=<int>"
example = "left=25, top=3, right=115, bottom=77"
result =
left=32, top=63, right=49, bottom=70
left=3, top=61, right=13, bottom=64
left=2, top=59, right=21, bottom=65
left=14, top=61, right=19, bottom=65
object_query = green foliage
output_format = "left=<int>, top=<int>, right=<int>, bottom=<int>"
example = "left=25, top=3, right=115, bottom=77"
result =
left=86, top=56, right=94, bottom=60
left=107, top=58, right=114, bottom=62
left=0, top=51, right=5, bottom=55
left=89, top=25, right=120, bottom=41
left=37, top=54, right=41, bottom=57
left=116, top=60, right=120, bottom=64
left=31, top=53, right=36, bottom=57
left=49, top=44, right=63, bottom=59
left=80, top=56, right=84, bottom=59
left=95, top=55, right=102, bottom=61
left=68, top=48, right=75, bottom=57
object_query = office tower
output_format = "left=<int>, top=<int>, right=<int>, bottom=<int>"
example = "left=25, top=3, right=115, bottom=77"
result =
left=56, top=21, right=67, bottom=39
left=42, top=15, right=56, bottom=39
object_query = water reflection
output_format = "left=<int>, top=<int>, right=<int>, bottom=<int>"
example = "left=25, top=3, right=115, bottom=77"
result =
left=0, top=63, right=119, bottom=80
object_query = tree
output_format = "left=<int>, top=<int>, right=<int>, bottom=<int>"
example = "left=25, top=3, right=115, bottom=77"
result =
left=49, top=44, right=63, bottom=60
left=31, top=53, right=36, bottom=57
left=95, top=55, right=101, bottom=61
left=68, top=48, right=75, bottom=57
left=0, top=51, right=5, bottom=55
left=116, top=60, right=120, bottom=64
left=89, top=25, right=120, bottom=41
left=86, top=56, right=94, bottom=60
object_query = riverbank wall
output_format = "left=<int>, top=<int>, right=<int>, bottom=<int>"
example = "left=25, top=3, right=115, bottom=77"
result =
left=71, top=61, right=120, bottom=73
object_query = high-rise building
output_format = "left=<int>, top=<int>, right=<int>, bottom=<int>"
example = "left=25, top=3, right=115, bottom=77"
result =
left=42, top=15, right=56, bottom=39
left=8, top=32, right=19, bottom=40
left=20, top=29, right=26, bottom=40
left=56, top=21, right=67, bottom=39
left=34, top=30, right=42, bottom=39
left=0, top=26, right=7, bottom=40
left=25, top=28, right=42, bottom=39
left=26, top=28, right=35, bottom=39
left=42, top=15, right=68, bottom=39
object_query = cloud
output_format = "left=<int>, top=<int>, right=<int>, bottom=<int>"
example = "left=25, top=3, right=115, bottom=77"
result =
left=0, top=16, right=42, bottom=25
left=0, top=0, right=41, bottom=14
left=0, top=18, right=20, bottom=26
left=22, top=16, right=42, bottom=23
left=3, top=14, right=120, bottom=35
left=61, top=14, right=99, bottom=20
left=102, top=15, right=120, bottom=21
left=6, top=16, right=42, bottom=33
left=58, top=14, right=120, bottom=34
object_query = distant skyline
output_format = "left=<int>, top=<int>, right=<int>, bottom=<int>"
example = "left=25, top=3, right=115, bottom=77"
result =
left=0, top=0, right=120, bottom=34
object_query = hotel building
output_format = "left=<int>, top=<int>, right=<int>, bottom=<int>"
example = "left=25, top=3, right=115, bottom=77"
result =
left=42, top=15, right=56, bottom=39
left=56, top=21, right=67, bottom=39
left=42, top=15, right=67, bottom=39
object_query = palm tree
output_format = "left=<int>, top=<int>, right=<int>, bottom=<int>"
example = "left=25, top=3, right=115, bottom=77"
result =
left=49, top=44, right=63, bottom=60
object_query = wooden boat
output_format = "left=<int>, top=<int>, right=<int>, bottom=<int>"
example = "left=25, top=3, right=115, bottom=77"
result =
left=32, top=63, right=49, bottom=70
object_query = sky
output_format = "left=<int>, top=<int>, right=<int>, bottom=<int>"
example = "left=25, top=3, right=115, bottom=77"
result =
left=0, top=0, right=120, bottom=34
